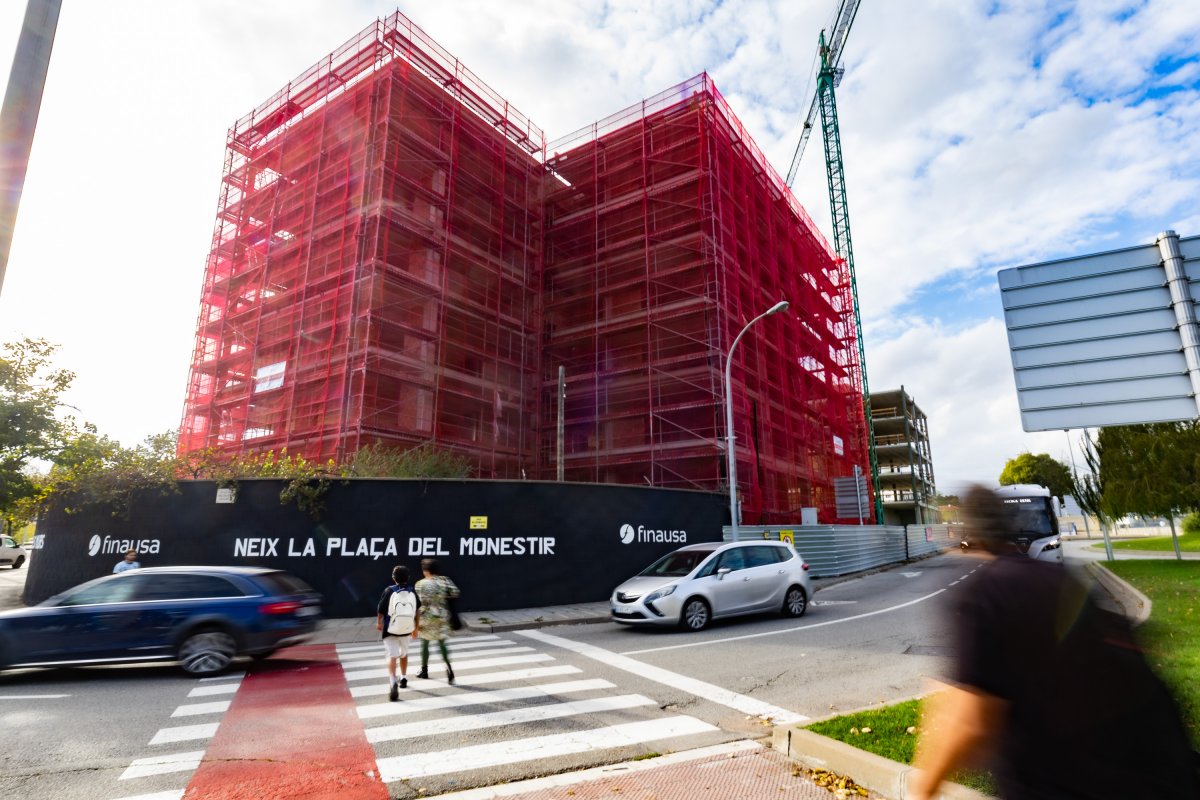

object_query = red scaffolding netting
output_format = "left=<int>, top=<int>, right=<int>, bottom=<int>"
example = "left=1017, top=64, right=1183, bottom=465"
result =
left=179, top=11, right=873, bottom=522
left=540, top=75, right=871, bottom=523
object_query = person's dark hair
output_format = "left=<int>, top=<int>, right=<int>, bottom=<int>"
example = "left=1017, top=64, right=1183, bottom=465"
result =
left=960, top=483, right=1019, bottom=553
left=391, top=565, right=410, bottom=585
left=420, top=558, right=440, bottom=575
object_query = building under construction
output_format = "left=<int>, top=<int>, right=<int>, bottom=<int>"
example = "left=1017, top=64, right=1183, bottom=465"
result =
left=179, top=11, right=873, bottom=524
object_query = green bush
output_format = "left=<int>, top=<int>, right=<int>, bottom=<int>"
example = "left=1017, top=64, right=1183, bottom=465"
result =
left=1183, top=512, right=1200, bottom=536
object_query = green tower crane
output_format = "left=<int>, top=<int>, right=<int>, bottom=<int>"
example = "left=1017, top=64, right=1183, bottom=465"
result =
left=785, top=0, right=884, bottom=524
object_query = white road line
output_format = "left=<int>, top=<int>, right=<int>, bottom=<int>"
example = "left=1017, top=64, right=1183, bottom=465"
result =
left=357, top=679, right=614, bottom=720
left=171, top=700, right=231, bottom=718
left=119, top=750, right=205, bottom=780
left=616, top=588, right=948, bottom=656
left=186, top=682, right=240, bottom=697
left=429, top=740, right=762, bottom=800
left=343, top=653, right=553, bottom=682
left=376, top=716, right=718, bottom=782
left=949, top=580, right=960, bottom=586
left=520, top=630, right=806, bottom=724
left=197, top=671, right=245, bottom=682
left=148, top=722, right=220, bottom=746
left=367, top=694, right=656, bottom=743
left=339, top=645, right=535, bottom=666
left=110, top=791, right=186, bottom=800
left=348, top=665, right=582, bottom=697
left=0, top=694, right=69, bottom=699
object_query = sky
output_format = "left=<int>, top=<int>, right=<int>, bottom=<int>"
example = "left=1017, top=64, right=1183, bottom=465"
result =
left=1, top=0, right=1199, bottom=495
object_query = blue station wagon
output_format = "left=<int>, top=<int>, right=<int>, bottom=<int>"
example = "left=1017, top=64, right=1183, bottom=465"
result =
left=0, top=566, right=322, bottom=675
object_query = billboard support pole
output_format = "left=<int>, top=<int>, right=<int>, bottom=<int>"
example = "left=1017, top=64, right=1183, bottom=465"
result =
left=1157, top=230, right=1200, bottom=417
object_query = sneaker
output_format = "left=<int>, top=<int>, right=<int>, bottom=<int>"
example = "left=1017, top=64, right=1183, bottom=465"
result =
left=399, top=677, right=407, bottom=689
left=416, top=669, right=429, bottom=679
left=388, top=683, right=399, bottom=702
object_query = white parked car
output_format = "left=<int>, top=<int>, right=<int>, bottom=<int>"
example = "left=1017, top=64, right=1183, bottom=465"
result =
left=0, top=535, right=27, bottom=569
left=611, top=540, right=811, bottom=631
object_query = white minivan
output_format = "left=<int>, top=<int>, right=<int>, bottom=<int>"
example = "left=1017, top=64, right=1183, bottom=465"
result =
left=611, top=540, right=811, bottom=631
left=0, top=535, right=27, bottom=569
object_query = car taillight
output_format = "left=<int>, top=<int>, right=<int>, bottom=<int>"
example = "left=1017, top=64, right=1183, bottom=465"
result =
left=801, top=561, right=810, bottom=571
left=260, top=601, right=302, bottom=615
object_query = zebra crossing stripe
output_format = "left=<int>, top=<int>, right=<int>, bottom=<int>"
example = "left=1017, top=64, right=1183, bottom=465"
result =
left=148, top=722, right=220, bottom=746
left=109, top=791, right=185, bottom=800
left=366, top=694, right=656, bottom=743
left=519, top=629, right=808, bottom=724
left=119, top=750, right=205, bottom=780
left=357, top=679, right=614, bottom=720
left=342, top=653, right=552, bottom=682
left=375, top=716, right=718, bottom=782
left=186, top=682, right=240, bottom=698
left=338, top=645, right=535, bottom=667
left=197, top=672, right=245, bottom=682
left=170, top=700, right=231, bottom=718
left=347, top=665, right=581, bottom=697
left=337, top=635, right=500, bottom=655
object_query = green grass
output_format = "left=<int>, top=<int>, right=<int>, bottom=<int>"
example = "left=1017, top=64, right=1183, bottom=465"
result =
left=1105, top=560, right=1200, bottom=747
left=805, top=700, right=995, bottom=795
left=1090, top=531, right=1200, bottom=552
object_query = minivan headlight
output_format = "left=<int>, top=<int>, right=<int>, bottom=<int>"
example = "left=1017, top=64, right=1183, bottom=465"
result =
left=644, top=585, right=677, bottom=603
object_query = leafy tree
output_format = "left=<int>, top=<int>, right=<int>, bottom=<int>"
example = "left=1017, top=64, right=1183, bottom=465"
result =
left=0, top=338, right=74, bottom=524
left=42, top=423, right=181, bottom=517
left=1081, top=422, right=1200, bottom=559
left=998, top=452, right=1073, bottom=502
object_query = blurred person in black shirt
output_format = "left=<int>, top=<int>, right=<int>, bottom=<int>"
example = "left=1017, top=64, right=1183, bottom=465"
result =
left=907, top=484, right=1198, bottom=799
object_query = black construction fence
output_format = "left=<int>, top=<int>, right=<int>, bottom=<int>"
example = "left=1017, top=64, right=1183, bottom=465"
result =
left=23, top=479, right=726, bottom=617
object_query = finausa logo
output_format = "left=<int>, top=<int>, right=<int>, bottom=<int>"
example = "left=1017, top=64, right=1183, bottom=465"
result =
left=88, top=535, right=161, bottom=556
left=620, top=524, right=687, bottom=544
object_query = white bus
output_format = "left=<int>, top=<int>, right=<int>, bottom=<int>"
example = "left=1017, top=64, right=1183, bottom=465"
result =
left=993, top=484, right=1063, bottom=563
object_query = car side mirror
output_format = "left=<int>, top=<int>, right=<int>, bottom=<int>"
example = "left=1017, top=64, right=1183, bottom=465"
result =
left=716, top=567, right=731, bottom=579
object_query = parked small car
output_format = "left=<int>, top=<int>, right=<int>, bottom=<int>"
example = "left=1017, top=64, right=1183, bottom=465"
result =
left=0, top=566, right=321, bottom=675
left=611, top=540, right=811, bottom=631
left=0, top=535, right=26, bottom=569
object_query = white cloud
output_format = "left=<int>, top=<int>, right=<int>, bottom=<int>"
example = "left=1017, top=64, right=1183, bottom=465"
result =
left=867, top=318, right=1073, bottom=493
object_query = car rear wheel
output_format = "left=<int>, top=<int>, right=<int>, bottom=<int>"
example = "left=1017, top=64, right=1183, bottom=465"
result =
left=783, top=585, right=807, bottom=617
left=178, top=630, right=237, bottom=676
left=680, top=598, right=710, bottom=631
left=12, top=556, right=24, bottom=569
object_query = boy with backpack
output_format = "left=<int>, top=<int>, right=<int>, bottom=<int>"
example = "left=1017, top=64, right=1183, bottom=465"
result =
left=375, top=564, right=419, bottom=702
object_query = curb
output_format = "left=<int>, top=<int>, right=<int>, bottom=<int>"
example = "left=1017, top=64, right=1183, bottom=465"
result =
left=463, top=614, right=612, bottom=633
left=772, top=727, right=993, bottom=800
left=1085, top=562, right=1152, bottom=626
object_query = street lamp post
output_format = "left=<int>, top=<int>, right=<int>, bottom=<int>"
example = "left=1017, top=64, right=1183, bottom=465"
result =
left=725, top=300, right=790, bottom=541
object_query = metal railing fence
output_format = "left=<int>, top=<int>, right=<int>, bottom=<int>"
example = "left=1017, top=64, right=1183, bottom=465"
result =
left=727, top=523, right=961, bottom=577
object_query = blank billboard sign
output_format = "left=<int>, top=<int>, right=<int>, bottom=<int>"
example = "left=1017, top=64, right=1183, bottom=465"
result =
left=998, top=231, right=1200, bottom=431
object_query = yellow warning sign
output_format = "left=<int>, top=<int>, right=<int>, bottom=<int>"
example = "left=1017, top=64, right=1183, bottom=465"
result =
left=779, top=530, right=795, bottom=545
left=469, top=516, right=488, bottom=530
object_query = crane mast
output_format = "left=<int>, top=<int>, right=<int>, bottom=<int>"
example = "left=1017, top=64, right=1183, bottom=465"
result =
left=790, top=1, right=884, bottom=525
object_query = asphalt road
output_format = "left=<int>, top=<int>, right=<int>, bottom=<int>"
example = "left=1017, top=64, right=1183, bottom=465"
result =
left=0, top=550, right=981, bottom=799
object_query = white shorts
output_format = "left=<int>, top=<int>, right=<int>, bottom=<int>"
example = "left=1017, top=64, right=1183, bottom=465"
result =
left=383, top=636, right=410, bottom=659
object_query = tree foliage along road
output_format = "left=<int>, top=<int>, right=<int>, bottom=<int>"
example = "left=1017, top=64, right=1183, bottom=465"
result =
left=0, top=338, right=74, bottom=525
left=998, top=452, right=1073, bottom=501
left=1072, top=423, right=1200, bottom=559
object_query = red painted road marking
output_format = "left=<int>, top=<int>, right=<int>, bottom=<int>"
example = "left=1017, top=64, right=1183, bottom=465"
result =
left=184, top=644, right=387, bottom=800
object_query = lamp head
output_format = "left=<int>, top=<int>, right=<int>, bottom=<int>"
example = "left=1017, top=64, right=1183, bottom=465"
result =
left=768, top=300, right=790, bottom=315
